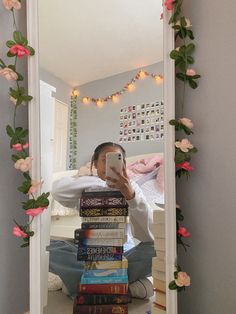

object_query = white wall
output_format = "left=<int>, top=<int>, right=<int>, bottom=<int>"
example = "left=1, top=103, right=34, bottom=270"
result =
left=176, top=1, right=236, bottom=313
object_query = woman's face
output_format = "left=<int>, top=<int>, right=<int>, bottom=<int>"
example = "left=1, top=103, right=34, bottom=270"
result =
left=94, top=146, right=123, bottom=181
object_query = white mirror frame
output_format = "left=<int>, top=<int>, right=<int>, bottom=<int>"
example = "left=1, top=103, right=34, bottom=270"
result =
left=27, top=1, right=176, bottom=313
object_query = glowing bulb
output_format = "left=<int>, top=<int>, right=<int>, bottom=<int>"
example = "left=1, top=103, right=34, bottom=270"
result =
left=96, top=99, right=103, bottom=107
left=155, top=75, right=163, bottom=84
left=82, top=96, right=90, bottom=104
left=72, top=89, right=79, bottom=97
left=112, top=95, right=119, bottom=103
left=139, top=70, right=146, bottom=79
left=127, top=83, right=135, bottom=91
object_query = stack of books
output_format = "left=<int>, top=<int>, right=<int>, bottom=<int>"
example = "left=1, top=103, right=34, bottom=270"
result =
left=73, top=188, right=130, bottom=314
left=151, top=207, right=166, bottom=314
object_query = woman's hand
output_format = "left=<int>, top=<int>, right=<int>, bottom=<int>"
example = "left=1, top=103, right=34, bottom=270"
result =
left=106, top=166, right=135, bottom=200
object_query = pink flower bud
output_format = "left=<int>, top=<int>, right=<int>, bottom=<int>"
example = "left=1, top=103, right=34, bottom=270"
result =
left=10, top=44, right=30, bottom=58
left=25, top=207, right=47, bottom=217
left=12, top=226, right=28, bottom=238
left=177, top=227, right=191, bottom=237
left=175, top=272, right=191, bottom=287
left=176, top=161, right=194, bottom=171
left=186, top=69, right=196, bottom=76
left=2, top=0, right=21, bottom=10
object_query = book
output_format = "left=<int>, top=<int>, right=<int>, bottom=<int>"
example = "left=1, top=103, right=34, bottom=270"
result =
left=77, top=252, right=123, bottom=261
left=83, top=268, right=127, bottom=278
left=155, top=250, right=165, bottom=260
left=84, top=257, right=128, bottom=270
left=153, top=278, right=166, bottom=293
left=153, top=209, right=165, bottom=224
left=152, top=269, right=166, bottom=281
left=152, top=257, right=166, bottom=272
left=82, top=188, right=123, bottom=197
left=75, top=238, right=126, bottom=247
left=152, top=223, right=165, bottom=238
left=79, top=283, right=128, bottom=294
left=154, top=238, right=165, bottom=251
left=154, top=290, right=166, bottom=307
left=79, top=207, right=128, bottom=217
left=80, top=274, right=128, bottom=284
left=77, top=245, right=123, bottom=255
left=81, top=216, right=127, bottom=223
left=80, top=195, right=127, bottom=209
left=81, top=222, right=126, bottom=229
left=151, top=303, right=166, bottom=314
left=73, top=303, right=128, bottom=314
left=75, top=228, right=125, bottom=239
left=75, top=293, right=131, bottom=305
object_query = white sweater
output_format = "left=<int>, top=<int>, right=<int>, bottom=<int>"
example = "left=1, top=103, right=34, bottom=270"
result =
left=52, top=175, right=154, bottom=243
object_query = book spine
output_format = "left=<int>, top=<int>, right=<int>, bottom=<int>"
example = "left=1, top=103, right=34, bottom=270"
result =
left=83, top=268, right=127, bottom=278
left=76, top=238, right=125, bottom=247
left=77, top=253, right=123, bottom=261
left=80, top=196, right=127, bottom=209
left=81, top=222, right=126, bottom=229
left=79, top=283, right=128, bottom=295
left=75, top=293, right=130, bottom=305
left=79, top=207, right=128, bottom=217
left=73, top=303, right=128, bottom=314
left=77, top=245, right=123, bottom=255
left=84, top=259, right=128, bottom=270
left=75, top=228, right=125, bottom=239
left=82, top=216, right=127, bottom=223
left=80, top=275, right=128, bottom=284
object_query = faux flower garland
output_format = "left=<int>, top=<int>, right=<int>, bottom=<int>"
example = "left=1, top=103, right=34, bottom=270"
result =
left=1, top=0, right=50, bottom=247
left=165, top=0, right=201, bottom=291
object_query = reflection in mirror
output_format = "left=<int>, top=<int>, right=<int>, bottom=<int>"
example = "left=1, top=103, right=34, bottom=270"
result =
left=38, top=1, right=164, bottom=313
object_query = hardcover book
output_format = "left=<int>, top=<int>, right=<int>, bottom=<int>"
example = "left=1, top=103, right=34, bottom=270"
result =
left=75, top=228, right=125, bottom=239
left=155, top=291, right=166, bottom=307
left=73, top=303, right=128, bottom=314
left=79, top=207, right=128, bottom=217
left=81, top=222, right=126, bottom=229
left=75, top=293, right=131, bottom=305
left=75, top=238, right=126, bottom=247
left=154, top=238, right=165, bottom=251
left=152, top=223, right=165, bottom=238
left=84, top=257, right=128, bottom=270
left=83, top=268, right=127, bottom=278
left=153, top=278, right=166, bottom=292
left=81, top=216, right=127, bottom=223
left=77, top=245, right=123, bottom=255
left=77, top=252, right=123, bottom=261
left=82, top=188, right=123, bottom=197
left=151, top=304, right=166, bottom=314
left=153, top=209, right=165, bottom=224
left=79, top=283, right=128, bottom=295
left=80, top=195, right=128, bottom=209
left=152, top=257, right=166, bottom=272
left=80, top=274, right=128, bottom=284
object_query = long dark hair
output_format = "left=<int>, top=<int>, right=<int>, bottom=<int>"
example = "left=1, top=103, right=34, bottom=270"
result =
left=90, top=142, right=126, bottom=175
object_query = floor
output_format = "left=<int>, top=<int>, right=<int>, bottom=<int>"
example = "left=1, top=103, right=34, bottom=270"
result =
left=44, top=290, right=154, bottom=314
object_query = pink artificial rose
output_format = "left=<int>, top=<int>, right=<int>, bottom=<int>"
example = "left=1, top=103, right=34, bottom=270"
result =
left=164, top=0, right=174, bottom=10
left=12, top=143, right=29, bottom=151
left=0, top=67, right=18, bottom=81
left=179, top=117, right=194, bottom=129
left=175, top=272, right=191, bottom=287
left=176, top=161, right=194, bottom=171
left=14, top=157, right=32, bottom=172
left=2, top=0, right=21, bottom=10
left=12, top=226, right=28, bottom=238
left=186, top=69, right=196, bottom=76
left=25, top=207, right=47, bottom=217
left=175, top=139, right=194, bottom=152
left=28, top=180, right=43, bottom=194
left=177, top=227, right=191, bottom=237
left=10, top=44, right=30, bottom=58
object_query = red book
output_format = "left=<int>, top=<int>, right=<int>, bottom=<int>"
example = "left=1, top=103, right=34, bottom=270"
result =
left=79, top=283, right=128, bottom=295
left=73, top=303, right=128, bottom=314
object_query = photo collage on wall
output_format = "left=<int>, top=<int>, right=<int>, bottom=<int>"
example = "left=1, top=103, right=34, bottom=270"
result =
left=119, top=101, right=164, bottom=143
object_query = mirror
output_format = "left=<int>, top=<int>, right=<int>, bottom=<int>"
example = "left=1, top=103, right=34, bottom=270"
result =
left=27, top=0, right=176, bottom=313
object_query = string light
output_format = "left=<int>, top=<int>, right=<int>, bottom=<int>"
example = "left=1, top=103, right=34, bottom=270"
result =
left=71, top=89, right=79, bottom=97
left=80, top=70, right=163, bottom=106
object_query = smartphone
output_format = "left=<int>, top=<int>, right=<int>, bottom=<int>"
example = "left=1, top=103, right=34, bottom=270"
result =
left=105, top=152, right=123, bottom=183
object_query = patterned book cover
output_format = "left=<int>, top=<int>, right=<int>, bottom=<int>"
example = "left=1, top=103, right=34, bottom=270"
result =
left=79, top=283, right=128, bottom=295
left=82, top=216, right=127, bottom=223
left=80, top=274, right=128, bottom=284
left=77, top=245, right=123, bottom=255
left=79, top=207, right=128, bottom=217
left=75, top=238, right=126, bottom=247
left=80, top=196, right=128, bottom=209
left=77, top=252, right=123, bottom=261
left=73, top=302, right=128, bottom=314
left=81, top=222, right=126, bottom=229
left=75, top=293, right=130, bottom=305
left=75, top=228, right=125, bottom=239
left=84, top=257, right=128, bottom=270
left=83, top=268, right=127, bottom=278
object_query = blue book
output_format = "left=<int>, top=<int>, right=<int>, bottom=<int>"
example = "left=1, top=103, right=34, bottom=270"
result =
left=80, top=274, right=129, bottom=285
left=83, top=268, right=128, bottom=278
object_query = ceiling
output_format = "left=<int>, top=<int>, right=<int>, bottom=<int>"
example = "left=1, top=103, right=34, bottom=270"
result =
left=38, top=0, right=163, bottom=87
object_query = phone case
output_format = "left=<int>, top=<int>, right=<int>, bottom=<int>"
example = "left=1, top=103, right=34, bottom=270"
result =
left=106, top=152, right=123, bottom=183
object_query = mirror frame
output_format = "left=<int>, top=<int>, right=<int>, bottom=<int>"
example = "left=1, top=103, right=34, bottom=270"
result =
left=27, top=1, right=176, bottom=313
